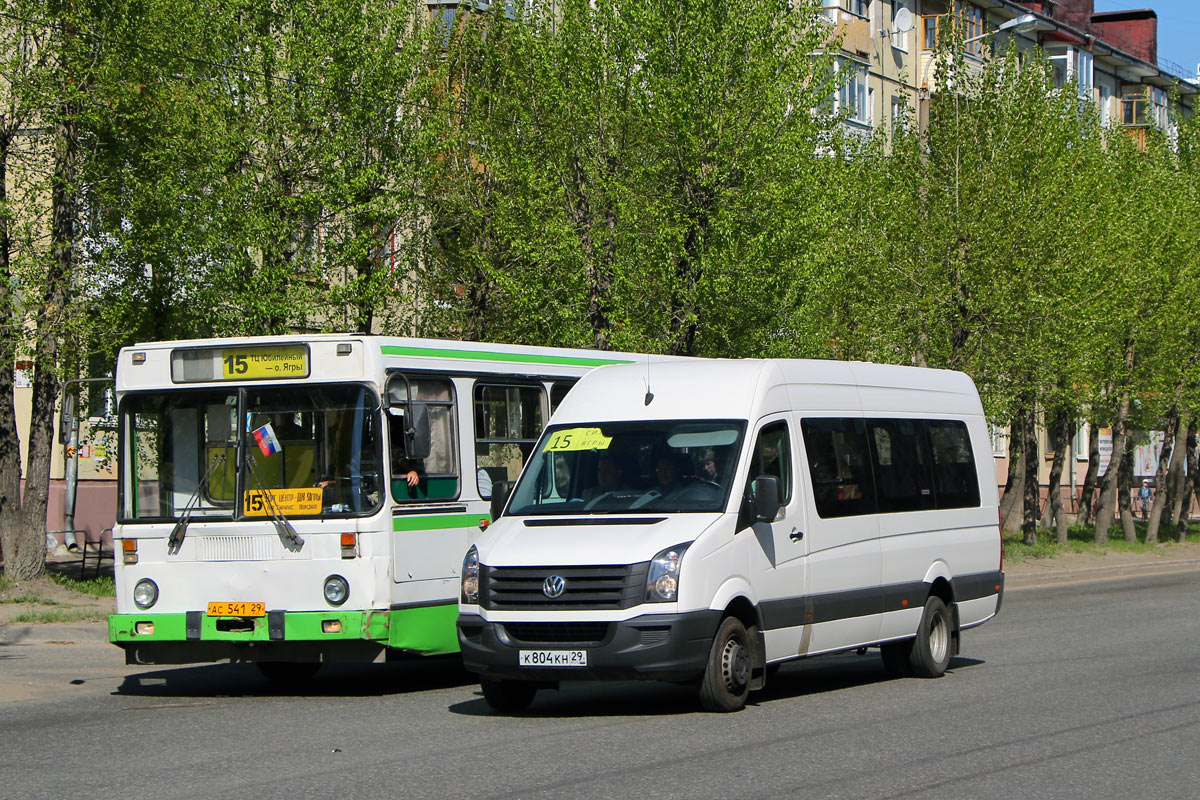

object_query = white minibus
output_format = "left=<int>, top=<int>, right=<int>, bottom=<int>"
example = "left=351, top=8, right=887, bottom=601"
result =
left=458, top=358, right=1004, bottom=711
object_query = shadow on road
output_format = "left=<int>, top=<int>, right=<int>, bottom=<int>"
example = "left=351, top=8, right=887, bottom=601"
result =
left=448, top=652, right=986, bottom=718
left=114, top=654, right=476, bottom=698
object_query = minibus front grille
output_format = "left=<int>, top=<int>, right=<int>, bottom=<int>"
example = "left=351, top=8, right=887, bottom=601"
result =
left=481, top=563, right=650, bottom=610
left=502, top=622, right=611, bottom=644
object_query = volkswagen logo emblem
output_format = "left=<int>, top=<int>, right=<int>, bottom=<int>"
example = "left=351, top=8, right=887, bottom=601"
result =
left=542, top=575, right=566, bottom=599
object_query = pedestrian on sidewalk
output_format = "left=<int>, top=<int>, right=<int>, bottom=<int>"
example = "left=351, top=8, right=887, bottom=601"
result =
left=1138, top=479, right=1153, bottom=520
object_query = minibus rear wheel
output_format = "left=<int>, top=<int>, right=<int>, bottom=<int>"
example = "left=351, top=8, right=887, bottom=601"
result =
left=698, top=616, right=752, bottom=712
left=909, top=596, right=953, bottom=678
left=481, top=679, right=537, bottom=713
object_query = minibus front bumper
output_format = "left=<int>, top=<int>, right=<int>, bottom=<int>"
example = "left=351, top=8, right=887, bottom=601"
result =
left=457, top=609, right=722, bottom=682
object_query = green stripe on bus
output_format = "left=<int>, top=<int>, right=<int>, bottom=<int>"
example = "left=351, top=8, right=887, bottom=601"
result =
left=380, top=344, right=633, bottom=368
left=393, top=513, right=483, bottom=532
left=388, top=603, right=460, bottom=654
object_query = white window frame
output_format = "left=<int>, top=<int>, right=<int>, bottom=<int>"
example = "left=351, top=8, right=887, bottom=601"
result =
left=836, top=59, right=871, bottom=127
left=847, top=0, right=869, bottom=18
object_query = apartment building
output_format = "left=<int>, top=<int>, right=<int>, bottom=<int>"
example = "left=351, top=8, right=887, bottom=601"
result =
left=823, top=0, right=1196, bottom=144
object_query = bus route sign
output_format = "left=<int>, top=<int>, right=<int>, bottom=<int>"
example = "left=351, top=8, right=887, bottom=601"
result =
left=244, top=488, right=323, bottom=517
left=220, top=346, right=308, bottom=380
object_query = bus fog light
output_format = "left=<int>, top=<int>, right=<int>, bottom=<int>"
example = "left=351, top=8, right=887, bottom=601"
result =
left=135, top=621, right=155, bottom=635
left=323, top=575, right=349, bottom=606
left=322, top=620, right=342, bottom=633
left=133, top=579, right=159, bottom=609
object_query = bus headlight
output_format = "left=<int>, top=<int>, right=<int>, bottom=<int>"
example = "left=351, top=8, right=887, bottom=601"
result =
left=323, top=575, right=349, bottom=606
left=133, top=578, right=159, bottom=609
left=461, top=546, right=480, bottom=604
left=646, top=543, right=690, bottom=603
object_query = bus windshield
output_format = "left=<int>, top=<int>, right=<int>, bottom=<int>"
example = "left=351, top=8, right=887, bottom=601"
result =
left=120, top=384, right=382, bottom=521
left=506, top=420, right=745, bottom=516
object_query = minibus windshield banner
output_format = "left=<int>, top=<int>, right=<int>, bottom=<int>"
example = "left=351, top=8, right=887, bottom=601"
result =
left=543, top=427, right=612, bottom=452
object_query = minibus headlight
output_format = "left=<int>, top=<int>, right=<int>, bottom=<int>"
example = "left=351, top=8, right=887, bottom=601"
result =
left=323, top=575, right=349, bottom=606
left=646, top=543, right=690, bottom=603
left=133, top=578, right=159, bottom=609
left=461, top=546, right=480, bottom=604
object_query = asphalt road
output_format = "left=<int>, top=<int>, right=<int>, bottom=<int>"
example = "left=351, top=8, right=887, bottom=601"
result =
left=2, top=573, right=1199, bottom=800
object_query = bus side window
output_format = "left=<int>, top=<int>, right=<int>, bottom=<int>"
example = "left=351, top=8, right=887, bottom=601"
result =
left=386, top=376, right=459, bottom=502
left=475, top=383, right=545, bottom=490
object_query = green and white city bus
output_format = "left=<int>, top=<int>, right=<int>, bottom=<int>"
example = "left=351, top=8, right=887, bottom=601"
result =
left=109, top=334, right=643, bottom=681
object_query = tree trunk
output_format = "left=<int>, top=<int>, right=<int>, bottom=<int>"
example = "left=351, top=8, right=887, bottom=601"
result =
left=0, top=133, right=26, bottom=574
left=1180, top=420, right=1199, bottom=541
left=1145, top=405, right=1179, bottom=544
left=1165, top=416, right=1189, bottom=544
left=1045, top=411, right=1071, bottom=545
left=1021, top=404, right=1040, bottom=546
left=1117, top=441, right=1138, bottom=542
left=1074, top=423, right=1100, bottom=525
left=1094, top=395, right=1132, bottom=545
left=999, top=450, right=1023, bottom=533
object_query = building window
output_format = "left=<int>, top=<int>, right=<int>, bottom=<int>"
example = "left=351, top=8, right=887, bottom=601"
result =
left=922, top=3, right=984, bottom=58
left=1099, top=83, right=1112, bottom=127
left=847, top=0, right=869, bottom=17
left=890, top=95, right=908, bottom=135
left=837, top=60, right=870, bottom=126
left=1123, top=86, right=1169, bottom=130
left=1049, top=46, right=1094, bottom=99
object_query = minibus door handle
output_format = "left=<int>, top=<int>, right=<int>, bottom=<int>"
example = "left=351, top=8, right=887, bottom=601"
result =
left=789, top=529, right=804, bottom=542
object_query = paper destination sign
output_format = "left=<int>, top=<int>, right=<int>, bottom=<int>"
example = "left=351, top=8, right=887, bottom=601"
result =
left=220, top=345, right=308, bottom=380
left=543, top=427, right=612, bottom=452
left=244, top=488, right=323, bottom=517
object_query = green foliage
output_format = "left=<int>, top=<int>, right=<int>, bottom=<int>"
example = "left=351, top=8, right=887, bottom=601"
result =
left=420, top=0, right=841, bottom=354
left=1005, top=524, right=1200, bottom=561
left=49, top=572, right=115, bottom=597
left=10, top=607, right=109, bottom=623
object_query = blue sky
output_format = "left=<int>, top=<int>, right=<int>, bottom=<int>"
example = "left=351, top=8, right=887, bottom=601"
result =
left=1094, top=0, right=1200, bottom=80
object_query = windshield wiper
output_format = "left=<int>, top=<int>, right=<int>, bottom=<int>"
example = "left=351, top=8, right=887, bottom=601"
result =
left=243, top=451, right=304, bottom=547
left=168, top=453, right=226, bottom=553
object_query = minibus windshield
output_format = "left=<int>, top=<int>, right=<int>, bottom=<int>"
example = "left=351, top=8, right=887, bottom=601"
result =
left=507, top=421, right=744, bottom=515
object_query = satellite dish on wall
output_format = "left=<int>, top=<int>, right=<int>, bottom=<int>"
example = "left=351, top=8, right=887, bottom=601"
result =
left=893, top=7, right=915, bottom=34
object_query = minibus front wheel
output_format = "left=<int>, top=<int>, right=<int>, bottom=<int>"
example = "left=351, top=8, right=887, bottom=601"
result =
left=481, top=679, right=537, bottom=713
left=698, top=616, right=753, bottom=712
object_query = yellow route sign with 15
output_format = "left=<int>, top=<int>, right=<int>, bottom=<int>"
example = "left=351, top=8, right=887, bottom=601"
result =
left=543, top=428, right=612, bottom=452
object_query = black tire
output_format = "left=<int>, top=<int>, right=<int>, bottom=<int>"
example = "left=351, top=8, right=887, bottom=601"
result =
left=879, top=641, right=913, bottom=677
left=256, top=661, right=321, bottom=687
left=480, top=680, right=537, bottom=713
left=909, top=596, right=953, bottom=678
left=698, top=616, right=752, bottom=712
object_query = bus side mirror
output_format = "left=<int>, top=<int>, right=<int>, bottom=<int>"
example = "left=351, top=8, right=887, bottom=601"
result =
left=490, top=481, right=513, bottom=521
left=58, top=393, right=76, bottom=445
left=752, top=475, right=781, bottom=523
left=405, top=403, right=432, bottom=460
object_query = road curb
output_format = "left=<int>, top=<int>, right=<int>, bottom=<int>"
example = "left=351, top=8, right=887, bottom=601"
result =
left=1006, top=558, right=1200, bottom=590
left=0, top=622, right=108, bottom=645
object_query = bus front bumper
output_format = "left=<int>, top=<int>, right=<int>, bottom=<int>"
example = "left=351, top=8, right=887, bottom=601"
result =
left=111, top=604, right=459, bottom=664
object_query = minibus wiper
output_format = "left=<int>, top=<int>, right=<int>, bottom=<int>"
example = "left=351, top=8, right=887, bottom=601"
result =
left=244, top=452, right=304, bottom=547
left=167, top=453, right=226, bottom=553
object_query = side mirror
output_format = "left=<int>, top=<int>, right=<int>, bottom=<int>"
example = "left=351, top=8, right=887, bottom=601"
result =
left=490, top=481, right=514, bottom=522
left=405, top=403, right=432, bottom=460
left=752, top=475, right=781, bottom=523
left=58, top=392, right=76, bottom=445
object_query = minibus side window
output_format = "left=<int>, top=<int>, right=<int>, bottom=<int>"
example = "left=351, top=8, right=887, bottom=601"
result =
left=867, top=419, right=935, bottom=513
left=800, top=418, right=877, bottom=518
left=926, top=420, right=980, bottom=509
left=749, top=421, right=793, bottom=506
